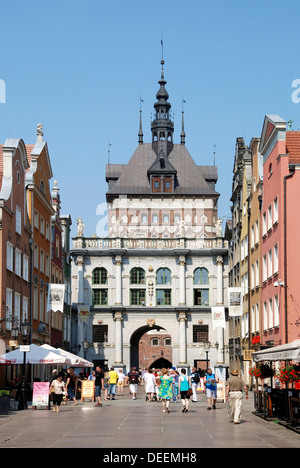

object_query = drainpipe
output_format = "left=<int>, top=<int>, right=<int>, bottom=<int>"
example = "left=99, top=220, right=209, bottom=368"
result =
left=283, top=164, right=295, bottom=344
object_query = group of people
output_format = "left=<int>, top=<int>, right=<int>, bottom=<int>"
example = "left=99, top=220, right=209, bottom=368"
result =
left=49, top=367, right=79, bottom=412
left=48, top=365, right=249, bottom=424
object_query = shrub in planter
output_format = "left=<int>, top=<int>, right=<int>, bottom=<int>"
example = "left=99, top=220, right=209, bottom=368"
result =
left=0, top=390, right=10, bottom=415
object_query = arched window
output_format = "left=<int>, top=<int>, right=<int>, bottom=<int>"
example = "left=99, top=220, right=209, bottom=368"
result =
left=194, top=267, right=209, bottom=285
left=130, top=267, right=145, bottom=285
left=92, top=267, right=108, bottom=285
left=156, top=268, right=171, bottom=285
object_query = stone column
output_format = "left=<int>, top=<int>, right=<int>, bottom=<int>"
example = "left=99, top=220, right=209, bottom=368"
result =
left=114, top=311, right=123, bottom=365
left=178, top=312, right=187, bottom=364
left=179, top=255, right=186, bottom=305
left=77, top=256, right=84, bottom=304
left=115, top=255, right=122, bottom=305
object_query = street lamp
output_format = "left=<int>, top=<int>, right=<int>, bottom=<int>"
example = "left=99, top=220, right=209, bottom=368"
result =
left=82, top=338, right=89, bottom=360
left=204, top=340, right=211, bottom=370
left=18, top=318, right=31, bottom=411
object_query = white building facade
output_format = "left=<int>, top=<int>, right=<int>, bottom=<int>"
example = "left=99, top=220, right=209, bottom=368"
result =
left=70, top=59, right=229, bottom=377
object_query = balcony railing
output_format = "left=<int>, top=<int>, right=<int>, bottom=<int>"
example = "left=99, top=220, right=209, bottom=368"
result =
left=72, top=237, right=228, bottom=250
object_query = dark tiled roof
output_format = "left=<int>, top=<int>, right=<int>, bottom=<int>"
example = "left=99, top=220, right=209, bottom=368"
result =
left=106, top=143, right=219, bottom=197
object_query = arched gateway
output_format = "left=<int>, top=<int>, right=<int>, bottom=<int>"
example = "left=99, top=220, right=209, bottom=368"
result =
left=130, top=324, right=172, bottom=370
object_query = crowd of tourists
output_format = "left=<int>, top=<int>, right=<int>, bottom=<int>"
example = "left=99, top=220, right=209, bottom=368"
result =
left=48, top=365, right=248, bottom=423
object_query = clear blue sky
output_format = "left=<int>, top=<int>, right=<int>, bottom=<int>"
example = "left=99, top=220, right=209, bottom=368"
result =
left=1, top=0, right=300, bottom=238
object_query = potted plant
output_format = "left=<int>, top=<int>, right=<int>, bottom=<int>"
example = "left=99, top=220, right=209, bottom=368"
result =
left=277, top=364, right=300, bottom=385
left=0, top=390, right=10, bottom=415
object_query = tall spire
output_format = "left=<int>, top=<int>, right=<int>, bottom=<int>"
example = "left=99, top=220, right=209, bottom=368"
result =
left=138, top=96, right=143, bottom=144
left=181, top=98, right=186, bottom=145
left=151, top=51, right=174, bottom=156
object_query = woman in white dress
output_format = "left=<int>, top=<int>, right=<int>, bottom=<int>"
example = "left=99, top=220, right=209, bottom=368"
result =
left=144, top=369, right=156, bottom=401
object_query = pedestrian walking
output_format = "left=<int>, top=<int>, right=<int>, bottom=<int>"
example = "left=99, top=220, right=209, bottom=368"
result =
left=127, top=366, right=141, bottom=400
left=190, top=367, right=200, bottom=402
left=50, top=372, right=66, bottom=413
left=48, top=368, right=58, bottom=410
left=144, top=368, right=156, bottom=401
left=117, top=369, right=126, bottom=396
left=103, top=371, right=110, bottom=400
left=94, top=366, right=104, bottom=406
left=204, top=368, right=219, bottom=410
left=66, top=368, right=78, bottom=406
left=108, top=366, right=119, bottom=400
left=156, top=368, right=173, bottom=413
left=178, top=369, right=192, bottom=413
left=226, top=369, right=249, bottom=424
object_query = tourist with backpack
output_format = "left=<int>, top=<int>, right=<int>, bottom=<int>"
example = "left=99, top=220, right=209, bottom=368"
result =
left=127, top=367, right=141, bottom=400
left=190, top=367, right=200, bottom=402
left=204, top=368, right=219, bottom=410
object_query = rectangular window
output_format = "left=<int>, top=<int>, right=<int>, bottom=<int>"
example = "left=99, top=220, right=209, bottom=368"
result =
left=251, top=264, right=255, bottom=290
left=157, top=289, right=171, bottom=306
left=34, top=244, right=39, bottom=269
left=273, top=197, right=278, bottom=224
left=130, top=289, right=145, bottom=306
left=262, top=212, right=267, bottom=236
left=16, top=205, right=22, bottom=234
left=15, top=249, right=22, bottom=276
left=263, top=301, right=268, bottom=331
left=15, top=293, right=21, bottom=324
left=193, top=289, right=209, bottom=306
left=269, top=298, right=273, bottom=329
left=34, top=286, right=38, bottom=320
left=23, top=255, right=29, bottom=281
left=193, top=325, right=209, bottom=343
left=274, top=295, right=279, bottom=327
left=6, top=289, right=13, bottom=330
left=255, top=260, right=259, bottom=287
left=255, top=220, right=259, bottom=244
left=40, top=249, right=44, bottom=273
left=34, top=210, right=39, bottom=229
left=93, top=325, right=108, bottom=343
left=268, top=205, right=272, bottom=230
left=40, top=216, right=45, bottom=235
left=251, top=225, right=254, bottom=249
left=256, top=303, right=260, bottom=333
left=93, top=289, right=108, bottom=306
left=23, top=297, right=29, bottom=322
left=268, top=249, right=272, bottom=278
left=6, top=242, right=14, bottom=271
left=273, top=244, right=278, bottom=273
left=263, top=255, right=267, bottom=282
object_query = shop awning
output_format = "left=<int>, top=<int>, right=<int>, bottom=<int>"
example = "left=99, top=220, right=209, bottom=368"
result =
left=0, top=343, right=70, bottom=365
left=252, top=339, right=300, bottom=362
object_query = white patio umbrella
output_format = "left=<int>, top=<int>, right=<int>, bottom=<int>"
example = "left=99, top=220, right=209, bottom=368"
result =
left=41, top=344, right=93, bottom=367
left=0, top=343, right=70, bottom=365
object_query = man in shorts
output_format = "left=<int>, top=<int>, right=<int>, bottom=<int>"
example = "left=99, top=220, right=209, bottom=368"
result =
left=204, top=368, right=219, bottom=410
left=127, top=367, right=141, bottom=400
left=108, top=366, right=119, bottom=400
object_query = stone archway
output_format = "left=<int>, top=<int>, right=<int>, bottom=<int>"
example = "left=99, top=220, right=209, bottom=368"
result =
left=130, top=324, right=172, bottom=369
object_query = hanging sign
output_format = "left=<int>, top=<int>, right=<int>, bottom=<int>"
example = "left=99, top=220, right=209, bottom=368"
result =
left=211, top=306, right=226, bottom=330
left=78, top=305, right=90, bottom=323
left=228, top=287, right=243, bottom=317
left=47, top=284, right=65, bottom=313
